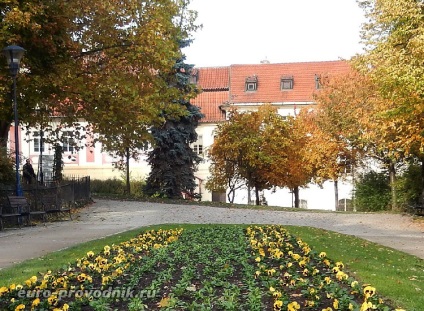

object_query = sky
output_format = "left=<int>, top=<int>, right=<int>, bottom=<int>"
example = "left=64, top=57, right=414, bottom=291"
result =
left=183, top=0, right=367, bottom=67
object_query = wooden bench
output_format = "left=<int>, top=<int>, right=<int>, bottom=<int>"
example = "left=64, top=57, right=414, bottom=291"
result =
left=0, top=200, right=24, bottom=230
left=7, top=196, right=46, bottom=226
left=41, top=194, right=72, bottom=220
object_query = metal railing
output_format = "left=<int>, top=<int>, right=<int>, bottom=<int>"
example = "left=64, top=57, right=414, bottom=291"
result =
left=0, top=175, right=91, bottom=212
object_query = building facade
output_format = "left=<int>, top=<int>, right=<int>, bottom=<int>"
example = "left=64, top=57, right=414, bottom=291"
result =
left=9, top=60, right=353, bottom=210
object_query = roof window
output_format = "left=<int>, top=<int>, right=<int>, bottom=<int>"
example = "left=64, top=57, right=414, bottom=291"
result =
left=281, top=75, right=294, bottom=90
left=245, top=76, right=258, bottom=91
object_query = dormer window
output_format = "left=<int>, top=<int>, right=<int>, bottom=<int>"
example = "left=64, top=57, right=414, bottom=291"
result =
left=245, top=76, right=258, bottom=91
left=281, top=75, right=294, bottom=90
left=315, top=74, right=321, bottom=89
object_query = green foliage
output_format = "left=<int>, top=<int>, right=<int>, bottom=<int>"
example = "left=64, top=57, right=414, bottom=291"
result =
left=144, top=42, right=203, bottom=200
left=91, top=178, right=126, bottom=195
left=355, top=171, right=391, bottom=211
left=0, top=147, right=14, bottom=186
left=395, top=163, right=424, bottom=207
left=91, top=178, right=145, bottom=197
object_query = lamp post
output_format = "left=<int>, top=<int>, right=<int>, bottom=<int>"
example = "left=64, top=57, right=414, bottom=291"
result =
left=35, top=106, right=45, bottom=185
left=2, top=45, right=25, bottom=196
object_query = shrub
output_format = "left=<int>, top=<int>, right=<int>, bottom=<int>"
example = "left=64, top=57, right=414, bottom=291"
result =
left=355, top=171, right=391, bottom=212
left=396, top=163, right=424, bottom=208
left=91, top=178, right=126, bottom=195
left=0, top=147, right=14, bottom=186
left=91, top=178, right=146, bottom=197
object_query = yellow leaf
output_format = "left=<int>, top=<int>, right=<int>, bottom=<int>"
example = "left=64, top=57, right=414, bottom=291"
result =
left=157, top=297, right=170, bottom=308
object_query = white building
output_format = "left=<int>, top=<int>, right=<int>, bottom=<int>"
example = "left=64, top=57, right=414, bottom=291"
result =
left=9, top=60, right=354, bottom=210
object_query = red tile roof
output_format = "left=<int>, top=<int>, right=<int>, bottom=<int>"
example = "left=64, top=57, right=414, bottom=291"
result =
left=191, top=90, right=228, bottom=122
left=191, top=60, right=350, bottom=123
left=196, top=67, right=230, bottom=91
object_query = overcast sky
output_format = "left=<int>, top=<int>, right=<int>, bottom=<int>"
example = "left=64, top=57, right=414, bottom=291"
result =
left=183, top=0, right=367, bottom=67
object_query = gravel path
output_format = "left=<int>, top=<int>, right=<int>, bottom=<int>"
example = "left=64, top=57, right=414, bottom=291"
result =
left=0, top=199, right=423, bottom=269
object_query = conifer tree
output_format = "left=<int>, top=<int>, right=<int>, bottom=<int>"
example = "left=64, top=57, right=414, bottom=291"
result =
left=144, top=40, right=204, bottom=199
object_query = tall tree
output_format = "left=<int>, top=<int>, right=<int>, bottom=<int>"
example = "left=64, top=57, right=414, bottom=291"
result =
left=313, top=69, right=406, bottom=210
left=207, top=107, right=274, bottom=205
left=0, top=0, right=199, bottom=154
left=262, top=115, right=313, bottom=208
left=354, top=1, right=424, bottom=150
left=208, top=105, right=312, bottom=206
left=143, top=37, right=203, bottom=199
left=355, top=0, right=424, bottom=203
left=297, top=106, right=358, bottom=210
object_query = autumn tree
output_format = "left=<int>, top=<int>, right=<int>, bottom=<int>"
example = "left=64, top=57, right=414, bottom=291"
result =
left=297, top=107, right=357, bottom=210
left=0, top=0, right=199, bottom=159
left=355, top=0, right=424, bottom=203
left=206, top=150, right=244, bottom=204
left=312, top=69, right=407, bottom=210
left=207, top=106, right=312, bottom=206
left=207, top=107, right=273, bottom=205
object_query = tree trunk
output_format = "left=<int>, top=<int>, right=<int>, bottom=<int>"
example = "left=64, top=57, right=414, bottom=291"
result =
left=294, top=186, right=300, bottom=208
left=255, top=185, right=260, bottom=206
left=420, top=157, right=424, bottom=204
left=227, top=187, right=235, bottom=203
left=126, top=147, right=131, bottom=195
left=388, top=161, right=397, bottom=211
left=247, top=184, right=251, bottom=205
left=334, top=179, right=339, bottom=211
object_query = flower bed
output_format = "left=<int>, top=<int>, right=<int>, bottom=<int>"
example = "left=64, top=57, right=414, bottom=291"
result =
left=0, top=225, right=403, bottom=310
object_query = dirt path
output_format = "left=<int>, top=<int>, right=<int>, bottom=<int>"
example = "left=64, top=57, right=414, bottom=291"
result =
left=0, top=199, right=423, bottom=269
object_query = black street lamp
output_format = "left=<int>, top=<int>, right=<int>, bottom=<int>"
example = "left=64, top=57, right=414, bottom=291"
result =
left=35, top=106, right=45, bottom=185
left=2, top=45, right=25, bottom=196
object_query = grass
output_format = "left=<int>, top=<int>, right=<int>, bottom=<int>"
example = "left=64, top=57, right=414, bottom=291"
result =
left=287, top=226, right=424, bottom=310
left=0, top=222, right=422, bottom=310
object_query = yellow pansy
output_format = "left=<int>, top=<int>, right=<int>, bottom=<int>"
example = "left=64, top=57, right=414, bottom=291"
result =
left=288, top=301, right=300, bottom=311
left=273, top=300, right=283, bottom=311
left=0, top=286, right=9, bottom=296
left=32, top=298, right=40, bottom=307
left=363, top=286, right=376, bottom=299
left=48, top=294, right=58, bottom=306
left=333, top=298, right=339, bottom=309
left=104, top=245, right=111, bottom=253
left=15, top=304, right=25, bottom=311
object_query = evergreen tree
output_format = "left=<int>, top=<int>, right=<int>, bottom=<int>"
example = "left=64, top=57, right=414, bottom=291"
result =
left=144, top=40, right=204, bottom=199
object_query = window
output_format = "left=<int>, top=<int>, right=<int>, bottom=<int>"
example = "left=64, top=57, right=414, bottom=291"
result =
left=245, top=76, right=258, bottom=91
left=281, top=76, right=294, bottom=90
left=33, top=131, right=45, bottom=153
left=315, top=74, right=321, bottom=89
left=191, top=135, right=203, bottom=155
left=62, top=131, right=75, bottom=153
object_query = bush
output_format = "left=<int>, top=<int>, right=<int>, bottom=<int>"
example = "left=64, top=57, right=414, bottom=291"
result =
left=91, top=178, right=146, bottom=197
left=91, top=178, right=126, bottom=195
left=355, top=171, right=391, bottom=212
left=0, top=147, right=15, bottom=186
left=396, top=163, right=424, bottom=208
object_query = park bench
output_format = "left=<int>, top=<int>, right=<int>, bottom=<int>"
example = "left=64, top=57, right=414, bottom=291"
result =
left=0, top=199, right=24, bottom=231
left=40, top=194, right=72, bottom=220
left=4, top=196, right=46, bottom=229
